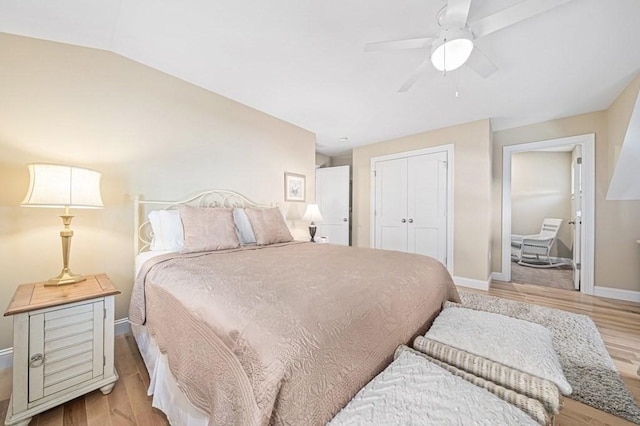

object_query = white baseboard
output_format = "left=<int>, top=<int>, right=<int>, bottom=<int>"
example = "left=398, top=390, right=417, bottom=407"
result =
left=115, top=317, right=132, bottom=336
left=0, top=318, right=131, bottom=370
left=0, top=347, right=12, bottom=370
left=491, top=272, right=506, bottom=282
left=454, top=276, right=490, bottom=291
left=593, top=286, right=640, bottom=303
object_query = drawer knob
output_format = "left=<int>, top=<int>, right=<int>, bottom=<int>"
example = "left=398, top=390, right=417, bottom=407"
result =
left=30, top=353, right=44, bottom=368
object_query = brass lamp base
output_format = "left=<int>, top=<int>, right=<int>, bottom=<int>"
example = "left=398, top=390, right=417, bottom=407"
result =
left=44, top=209, right=86, bottom=286
left=46, top=269, right=86, bottom=286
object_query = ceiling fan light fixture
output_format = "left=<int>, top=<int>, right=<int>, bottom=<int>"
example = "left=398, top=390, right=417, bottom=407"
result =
left=430, top=28, right=474, bottom=72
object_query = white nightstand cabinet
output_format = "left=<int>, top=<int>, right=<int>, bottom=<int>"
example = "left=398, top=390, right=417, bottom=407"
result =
left=4, top=274, right=121, bottom=426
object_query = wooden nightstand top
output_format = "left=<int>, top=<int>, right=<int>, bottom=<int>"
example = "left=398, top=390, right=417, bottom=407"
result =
left=4, top=273, right=121, bottom=316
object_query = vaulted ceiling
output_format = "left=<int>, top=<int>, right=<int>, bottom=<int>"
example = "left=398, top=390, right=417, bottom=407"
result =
left=1, top=0, right=639, bottom=155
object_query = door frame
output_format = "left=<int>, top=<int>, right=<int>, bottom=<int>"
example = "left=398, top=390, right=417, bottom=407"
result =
left=370, top=144, right=454, bottom=274
left=501, top=134, right=595, bottom=294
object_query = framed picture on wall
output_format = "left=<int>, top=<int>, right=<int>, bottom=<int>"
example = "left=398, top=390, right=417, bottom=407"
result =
left=284, top=172, right=306, bottom=202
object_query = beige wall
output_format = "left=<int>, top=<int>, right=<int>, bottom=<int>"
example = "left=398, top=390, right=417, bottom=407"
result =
left=315, top=152, right=352, bottom=169
left=0, top=34, right=316, bottom=350
left=315, top=153, right=331, bottom=168
left=331, top=153, right=353, bottom=168
left=602, top=73, right=640, bottom=288
left=511, top=151, right=573, bottom=259
left=352, top=119, right=493, bottom=282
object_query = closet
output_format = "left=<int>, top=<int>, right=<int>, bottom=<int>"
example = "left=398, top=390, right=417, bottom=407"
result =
left=372, top=147, right=450, bottom=265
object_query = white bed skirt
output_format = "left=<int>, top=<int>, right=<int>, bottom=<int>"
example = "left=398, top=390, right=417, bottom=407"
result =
left=131, top=323, right=210, bottom=426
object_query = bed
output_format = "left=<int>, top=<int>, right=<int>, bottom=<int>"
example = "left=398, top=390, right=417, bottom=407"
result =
left=129, top=190, right=460, bottom=425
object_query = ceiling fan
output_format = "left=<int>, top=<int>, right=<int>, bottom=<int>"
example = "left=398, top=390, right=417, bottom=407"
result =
left=365, top=0, right=572, bottom=92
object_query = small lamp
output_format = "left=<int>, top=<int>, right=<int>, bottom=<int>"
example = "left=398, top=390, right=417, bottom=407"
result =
left=22, top=164, right=103, bottom=286
left=302, top=204, right=323, bottom=243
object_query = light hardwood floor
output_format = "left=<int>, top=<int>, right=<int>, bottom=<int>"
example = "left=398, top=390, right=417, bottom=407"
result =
left=0, top=282, right=638, bottom=425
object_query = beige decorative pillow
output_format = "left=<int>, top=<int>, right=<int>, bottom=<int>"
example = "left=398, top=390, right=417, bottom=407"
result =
left=244, top=207, right=293, bottom=245
left=178, top=206, right=240, bottom=253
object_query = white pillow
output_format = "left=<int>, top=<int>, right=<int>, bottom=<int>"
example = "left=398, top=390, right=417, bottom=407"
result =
left=425, top=306, right=572, bottom=395
left=233, top=208, right=256, bottom=245
left=148, top=210, right=184, bottom=252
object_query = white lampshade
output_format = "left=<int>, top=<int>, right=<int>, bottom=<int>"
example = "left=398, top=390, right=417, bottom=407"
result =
left=302, top=203, right=323, bottom=223
left=431, top=28, right=474, bottom=72
left=22, top=164, right=104, bottom=209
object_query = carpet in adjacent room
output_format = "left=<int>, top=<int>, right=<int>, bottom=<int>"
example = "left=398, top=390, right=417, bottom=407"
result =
left=510, top=261, right=574, bottom=291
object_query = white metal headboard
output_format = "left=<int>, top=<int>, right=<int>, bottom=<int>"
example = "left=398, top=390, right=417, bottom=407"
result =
left=134, top=190, right=273, bottom=254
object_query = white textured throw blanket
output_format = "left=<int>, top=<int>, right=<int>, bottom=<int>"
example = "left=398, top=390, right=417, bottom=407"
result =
left=330, top=347, right=538, bottom=425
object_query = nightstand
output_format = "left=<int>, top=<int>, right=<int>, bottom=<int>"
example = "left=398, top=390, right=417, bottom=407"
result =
left=3, top=274, right=121, bottom=426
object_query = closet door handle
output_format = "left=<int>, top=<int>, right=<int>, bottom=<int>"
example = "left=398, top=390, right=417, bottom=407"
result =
left=343, top=218, right=348, bottom=222
left=401, top=218, right=406, bottom=223
left=408, top=218, right=414, bottom=223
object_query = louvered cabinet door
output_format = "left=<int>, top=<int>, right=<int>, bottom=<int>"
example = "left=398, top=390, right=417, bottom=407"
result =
left=27, top=301, right=105, bottom=404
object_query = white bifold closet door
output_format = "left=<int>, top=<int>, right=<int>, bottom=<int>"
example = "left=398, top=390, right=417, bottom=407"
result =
left=374, top=158, right=408, bottom=252
left=374, top=151, right=448, bottom=264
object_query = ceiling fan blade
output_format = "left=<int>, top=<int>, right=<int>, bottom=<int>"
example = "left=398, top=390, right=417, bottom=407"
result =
left=471, top=0, right=572, bottom=39
left=398, top=57, right=432, bottom=92
left=364, top=37, right=435, bottom=52
left=443, top=0, right=472, bottom=27
left=465, top=47, right=498, bottom=78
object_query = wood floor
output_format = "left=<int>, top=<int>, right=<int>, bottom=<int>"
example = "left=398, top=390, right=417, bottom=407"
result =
left=0, top=282, right=638, bottom=425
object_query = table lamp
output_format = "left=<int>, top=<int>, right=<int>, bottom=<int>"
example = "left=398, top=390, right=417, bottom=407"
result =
left=302, top=203, right=323, bottom=242
left=21, top=164, right=103, bottom=286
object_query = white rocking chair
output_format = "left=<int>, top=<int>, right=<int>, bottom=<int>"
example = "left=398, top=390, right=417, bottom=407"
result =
left=511, top=218, right=563, bottom=267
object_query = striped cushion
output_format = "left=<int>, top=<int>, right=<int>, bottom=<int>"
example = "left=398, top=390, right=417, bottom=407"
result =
left=395, top=345, right=552, bottom=426
left=413, top=336, right=562, bottom=414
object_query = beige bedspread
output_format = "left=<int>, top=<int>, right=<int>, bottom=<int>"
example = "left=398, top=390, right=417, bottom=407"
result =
left=129, top=242, right=459, bottom=425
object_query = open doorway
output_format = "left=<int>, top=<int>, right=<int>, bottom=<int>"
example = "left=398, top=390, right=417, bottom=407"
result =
left=501, top=134, right=595, bottom=295
left=510, top=148, right=575, bottom=290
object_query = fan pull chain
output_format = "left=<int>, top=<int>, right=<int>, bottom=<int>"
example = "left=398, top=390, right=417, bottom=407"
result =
left=455, top=69, right=460, bottom=98
left=443, top=38, right=447, bottom=77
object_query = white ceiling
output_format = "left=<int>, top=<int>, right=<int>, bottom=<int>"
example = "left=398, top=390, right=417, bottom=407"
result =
left=1, top=0, right=639, bottom=156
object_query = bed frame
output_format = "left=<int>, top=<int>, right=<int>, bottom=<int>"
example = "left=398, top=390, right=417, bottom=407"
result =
left=133, top=190, right=273, bottom=254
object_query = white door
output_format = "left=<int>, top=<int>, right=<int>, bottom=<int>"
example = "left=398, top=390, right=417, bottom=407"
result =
left=374, top=151, right=448, bottom=262
left=316, top=166, right=350, bottom=246
left=374, top=158, right=408, bottom=252
left=571, top=145, right=583, bottom=290
left=407, top=152, right=448, bottom=263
